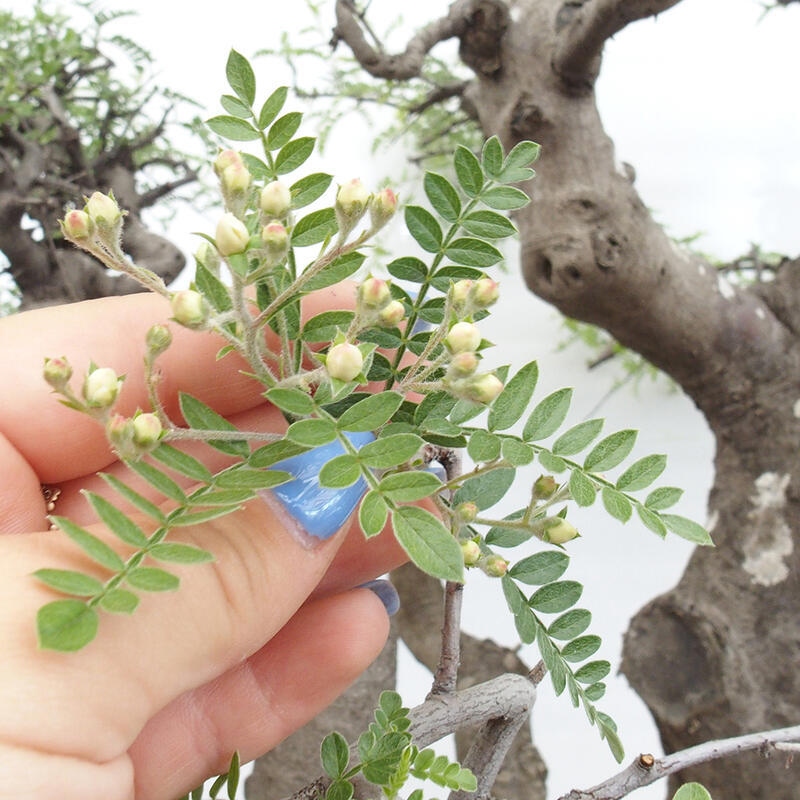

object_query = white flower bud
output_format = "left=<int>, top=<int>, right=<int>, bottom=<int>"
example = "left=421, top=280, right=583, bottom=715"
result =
left=215, top=212, right=250, bottom=256
left=132, top=413, right=163, bottom=448
left=43, top=357, right=73, bottom=391
left=544, top=518, right=579, bottom=545
left=85, top=191, right=122, bottom=227
left=368, top=187, right=398, bottom=231
left=83, top=367, right=121, bottom=408
left=170, top=290, right=207, bottom=329
left=461, top=540, right=482, bottom=567
left=325, top=342, right=364, bottom=383
left=445, top=321, right=481, bottom=354
left=378, top=300, right=406, bottom=328
left=260, top=180, right=292, bottom=219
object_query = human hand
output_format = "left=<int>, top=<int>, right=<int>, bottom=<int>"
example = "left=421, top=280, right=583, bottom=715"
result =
left=0, top=290, right=407, bottom=799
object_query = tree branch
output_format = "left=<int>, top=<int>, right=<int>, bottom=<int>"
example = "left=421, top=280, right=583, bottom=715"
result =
left=554, top=0, right=684, bottom=88
left=556, top=724, right=800, bottom=800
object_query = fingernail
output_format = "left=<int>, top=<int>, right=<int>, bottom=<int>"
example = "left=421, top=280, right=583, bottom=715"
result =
left=359, top=579, right=400, bottom=616
left=264, top=431, right=375, bottom=543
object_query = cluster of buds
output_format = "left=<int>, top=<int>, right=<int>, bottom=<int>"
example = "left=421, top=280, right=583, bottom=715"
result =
left=442, top=320, right=504, bottom=405
left=61, top=191, right=124, bottom=256
left=106, top=411, right=163, bottom=460
left=214, top=149, right=252, bottom=217
left=335, top=180, right=398, bottom=240
left=355, top=277, right=406, bottom=329
left=450, top=278, right=500, bottom=318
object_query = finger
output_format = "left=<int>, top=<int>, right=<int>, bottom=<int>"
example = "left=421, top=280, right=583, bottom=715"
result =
left=129, top=588, right=390, bottom=800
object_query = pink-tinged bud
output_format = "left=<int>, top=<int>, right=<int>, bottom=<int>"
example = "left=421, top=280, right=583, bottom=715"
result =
left=261, top=222, right=289, bottom=263
left=213, top=149, right=243, bottom=176
left=170, top=290, right=207, bottom=329
left=446, top=321, right=481, bottom=354
left=221, top=161, right=251, bottom=195
left=260, top=180, right=292, bottom=219
left=456, top=501, right=479, bottom=523
left=369, top=187, right=398, bottom=230
left=451, top=279, right=474, bottom=308
left=106, top=413, right=134, bottom=450
left=146, top=324, right=173, bottom=356
left=43, top=356, right=73, bottom=391
left=336, top=179, right=370, bottom=217
left=482, top=554, right=509, bottom=578
left=378, top=300, right=406, bottom=328
left=61, top=210, right=94, bottom=240
left=215, top=212, right=250, bottom=256
left=544, top=518, right=579, bottom=545
left=325, top=342, right=364, bottom=383
left=457, top=373, right=504, bottom=405
left=131, top=412, right=163, bottom=448
left=358, top=277, right=391, bottom=309
left=473, top=277, right=500, bottom=308
left=533, top=475, right=558, bottom=499
left=447, top=350, right=480, bottom=378
left=461, top=540, right=482, bottom=567
left=85, top=191, right=122, bottom=227
left=83, top=366, right=121, bottom=408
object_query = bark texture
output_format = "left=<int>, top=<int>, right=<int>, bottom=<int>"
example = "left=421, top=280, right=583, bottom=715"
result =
left=335, top=0, right=800, bottom=796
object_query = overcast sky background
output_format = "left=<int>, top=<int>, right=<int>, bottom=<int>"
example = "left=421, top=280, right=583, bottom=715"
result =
left=7, top=0, right=799, bottom=797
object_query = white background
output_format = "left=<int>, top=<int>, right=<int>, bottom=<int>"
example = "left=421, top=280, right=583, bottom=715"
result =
left=6, top=1, right=799, bottom=797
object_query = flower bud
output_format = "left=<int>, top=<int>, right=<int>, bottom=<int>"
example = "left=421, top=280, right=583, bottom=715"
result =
left=482, top=554, right=509, bottom=578
left=451, top=279, right=474, bottom=308
left=83, top=366, right=121, bottom=409
left=456, top=373, right=504, bottom=405
left=43, top=356, right=73, bottom=391
left=132, top=412, right=163, bottom=448
left=369, top=187, right=398, bottom=231
left=146, top=324, right=173, bottom=356
left=447, top=350, right=480, bottom=378
left=358, top=277, right=391, bottom=309
left=213, top=149, right=243, bottom=176
left=221, top=161, right=251, bottom=196
left=215, top=212, right=250, bottom=256
left=461, top=539, right=482, bottom=567
left=260, top=180, right=292, bottom=219
left=335, top=179, right=370, bottom=236
left=533, top=475, right=558, bottom=499
left=85, top=191, right=122, bottom=228
left=106, top=413, right=134, bottom=450
left=325, top=342, right=364, bottom=383
left=473, top=277, right=500, bottom=308
left=378, top=300, right=406, bottom=328
left=456, top=501, right=479, bottom=523
left=170, top=290, right=208, bottom=329
left=261, top=222, right=290, bottom=264
left=544, top=517, right=579, bottom=545
left=445, top=321, right=481, bottom=354
left=61, top=210, right=94, bottom=241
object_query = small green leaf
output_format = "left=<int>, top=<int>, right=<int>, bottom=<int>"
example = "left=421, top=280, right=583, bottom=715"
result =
left=601, top=487, right=633, bottom=522
left=319, top=455, right=361, bottom=488
left=538, top=450, right=567, bottom=473
left=51, top=516, right=125, bottom=571
left=379, top=471, right=442, bottom=503
left=123, top=462, right=182, bottom=505
left=205, top=115, right=260, bottom=141
left=453, top=467, right=516, bottom=511
left=387, top=256, right=428, bottom=282
left=169, top=506, right=244, bottom=526
left=151, top=444, right=214, bottom=483
left=302, top=310, right=355, bottom=343
left=561, top=635, right=602, bottom=663
left=529, top=580, right=583, bottom=613
left=503, top=140, right=541, bottom=170
left=84, top=492, right=149, bottom=547
left=637, top=504, right=668, bottom=537
left=359, top=434, right=424, bottom=469
left=290, top=172, right=333, bottom=209
left=424, top=171, right=461, bottom=222
left=99, top=588, right=140, bottom=614
left=444, top=238, right=503, bottom=268
left=286, top=418, right=337, bottom=446
left=548, top=608, right=592, bottom=640
left=482, top=136, right=504, bottom=177
left=359, top=490, right=389, bottom=538
left=127, top=566, right=180, bottom=591
left=616, top=453, right=667, bottom=491
left=337, top=392, right=403, bottom=432
left=523, top=388, right=573, bottom=441
left=672, top=783, right=713, bottom=800
left=509, top=550, right=570, bottom=585
left=391, top=506, right=464, bottom=582
left=574, top=660, right=611, bottom=684
left=661, top=514, right=714, bottom=546
left=645, top=486, right=684, bottom=510
left=325, top=780, right=354, bottom=800
left=405, top=205, right=443, bottom=253
left=481, top=186, right=530, bottom=210
left=321, top=732, right=350, bottom=779
left=584, top=430, right=637, bottom=472
left=275, top=136, right=316, bottom=175
left=569, top=469, right=597, bottom=507
left=501, top=437, right=535, bottom=466
left=249, top=439, right=310, bottom=468
left=225, top=49, right=256, bottom=106
left=267, top=112, right=302, bottom=150
left=467, top=429, right=502, bottom=462
left=179, top=393, right=248, bottom=458
left=34, top=568, right=104, bottom=597
left=488, top=360, right=538, bottom=431
left=148, top=542, right=214, bottom=564
left=292, top=207, right=338, bottom=247
left=583, top=682, right=606, bottom=701
left=194, top=261, right=233, bottom=313
left=485, top=509, right=529, bottom=547
left=267, top=388, right=315, bottom=416
left=454, top=145, right=483, bottom=197
left=37, top=599, right=98, bottom=651
left=501, top=577, right=537, bottom=643
left=226, top=752, right=241, bottom=800
left=257, top=86, right=288, bottom=129
left=101, top=474, right=166, bottom=523
left=220, top=94, right=250, bottom=118
left=460, top=210, right=517, bottom=239
left=552, top=419, right=604, bottom=456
